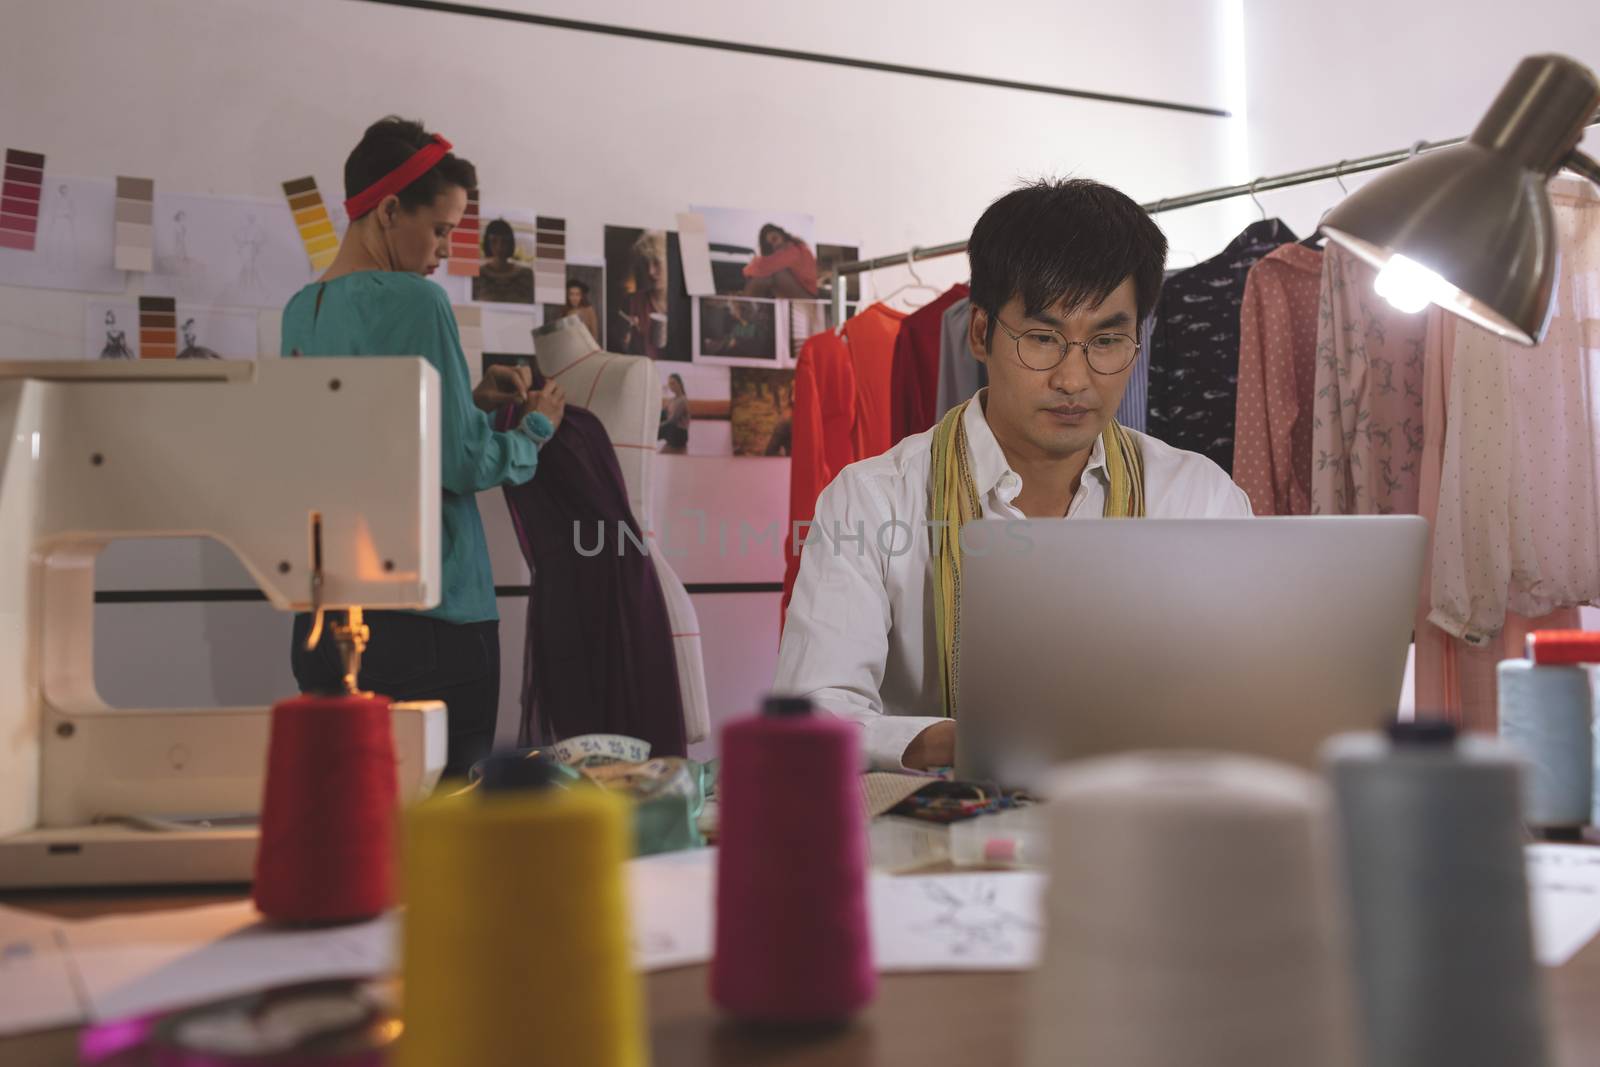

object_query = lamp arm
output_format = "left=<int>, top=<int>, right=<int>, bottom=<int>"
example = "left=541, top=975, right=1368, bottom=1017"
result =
left=1565, top=149, right=1600, bottom=188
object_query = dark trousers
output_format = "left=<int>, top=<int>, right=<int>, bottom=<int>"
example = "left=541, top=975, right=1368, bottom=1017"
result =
left=290, top=612, right=500, bottom=780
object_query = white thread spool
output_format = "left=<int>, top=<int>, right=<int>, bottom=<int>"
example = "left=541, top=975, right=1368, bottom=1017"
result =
left=1498, top=658, right=1593, bottom=832
left=1023, top=752, right=1357, bottom=1067
left=1325, top=723, right=1550, bottom=1067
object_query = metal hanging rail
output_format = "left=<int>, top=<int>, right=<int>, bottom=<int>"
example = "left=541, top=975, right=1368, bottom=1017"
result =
left=828, top=111, right=1600, bottom=321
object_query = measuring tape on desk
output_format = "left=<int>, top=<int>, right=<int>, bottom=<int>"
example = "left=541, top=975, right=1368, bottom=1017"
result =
left=80, top=979, right=397, bottom=1066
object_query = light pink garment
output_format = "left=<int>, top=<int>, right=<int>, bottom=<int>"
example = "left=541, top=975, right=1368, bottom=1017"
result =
left=1311, top=246, right=1428, bottom=515
left=1410, top=306, right=1579, bottom=731
left=1429, top=180, right=1600, bottom=646
left=1233, top=243, right=1324, bottom=515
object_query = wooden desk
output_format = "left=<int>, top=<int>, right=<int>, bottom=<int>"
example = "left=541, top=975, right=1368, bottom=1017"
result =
left=6, top=887, right=1600, bottom=1066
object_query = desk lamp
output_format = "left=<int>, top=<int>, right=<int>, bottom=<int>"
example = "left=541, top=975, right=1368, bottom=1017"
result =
left=1323, top=53, right=1600, bottom=344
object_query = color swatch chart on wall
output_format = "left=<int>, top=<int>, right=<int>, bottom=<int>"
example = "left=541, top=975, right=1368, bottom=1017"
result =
left=139, top=296, right=177, bottom=359
left=114, top=176, right=155, bottom=272
left=283, top=177, right=338, bottom=272
left=1, top=149, right=46, bottom=251
left=448, top=190, right=480, bottom=277
left=535, top=216, right=567, bottom=304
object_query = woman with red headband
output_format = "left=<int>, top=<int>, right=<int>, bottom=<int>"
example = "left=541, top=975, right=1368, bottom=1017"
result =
left=282, top=116, right=563, bottom=778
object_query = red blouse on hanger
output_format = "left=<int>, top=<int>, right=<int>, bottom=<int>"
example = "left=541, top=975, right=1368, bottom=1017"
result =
left=889, top=284, right=969, bottom=445
left=783, top=303, right=907, bottom=618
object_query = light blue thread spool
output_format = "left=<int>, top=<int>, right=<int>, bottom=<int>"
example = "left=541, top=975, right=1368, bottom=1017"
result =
left=1498, top=658, right=1592, bottom=831
left=1326, top=724, right=1551, bottom=1067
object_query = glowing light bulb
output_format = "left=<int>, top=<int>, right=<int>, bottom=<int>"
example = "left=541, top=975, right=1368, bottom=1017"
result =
left=1374, top=254, right=1453, bottom=314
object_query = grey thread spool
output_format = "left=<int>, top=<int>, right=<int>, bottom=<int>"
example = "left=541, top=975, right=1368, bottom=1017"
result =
left=1024, top=752, right=1357, bottom=1067
left=1325, top=722, right=1550, bottom=1067
left=1497, top=657, right=1593, bottom=833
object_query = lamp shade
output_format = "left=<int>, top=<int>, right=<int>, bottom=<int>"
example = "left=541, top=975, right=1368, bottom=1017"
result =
left=1323, top=54, right=1600, bottom=346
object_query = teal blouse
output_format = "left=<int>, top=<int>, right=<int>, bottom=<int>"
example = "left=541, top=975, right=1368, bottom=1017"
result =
left=281, top=271, right=551, bottom=624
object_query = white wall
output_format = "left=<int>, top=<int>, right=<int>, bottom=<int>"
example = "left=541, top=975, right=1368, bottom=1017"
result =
left=5, top=0, right=1256, bottom=754
left=1238, top=0, right=1600, bottom=240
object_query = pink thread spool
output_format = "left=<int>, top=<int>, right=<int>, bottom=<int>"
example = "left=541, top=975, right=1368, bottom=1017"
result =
left=711, top=695, right=875, bottom=1023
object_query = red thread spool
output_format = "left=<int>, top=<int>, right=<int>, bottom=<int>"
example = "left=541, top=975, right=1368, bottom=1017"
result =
left=253, top=694, right=397, bottom=923
left=711, top=695, right=875, bottom=1023
left=1527, top=629, right=1600, bottom=666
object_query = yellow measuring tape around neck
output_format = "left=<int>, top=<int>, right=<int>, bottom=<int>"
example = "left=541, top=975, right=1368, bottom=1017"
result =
left=928, top=400, right=1144, bottom=718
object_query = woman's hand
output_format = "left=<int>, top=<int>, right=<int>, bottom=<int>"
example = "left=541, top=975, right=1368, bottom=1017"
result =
left=473, top=364, right=532, bottom=413
left=522, top=380, right=567, bottom=436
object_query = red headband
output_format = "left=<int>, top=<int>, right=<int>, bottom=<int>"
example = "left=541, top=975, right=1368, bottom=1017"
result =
left=343, top=133, right=454, bottom=220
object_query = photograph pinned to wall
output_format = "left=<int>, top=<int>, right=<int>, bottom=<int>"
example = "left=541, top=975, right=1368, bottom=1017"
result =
left=604, top=225, right=691, bottom=361
left=147, top=191, right=316, bottom=309
left=472, top=206, right=536, bottom=304
left=658, top=363, right=731, bottom=457
left=542, top=260, right=604, bottom=344
left=113, top=176, right=155, bottom=273
left=447, top=189, right=481, bottom=277
left=0, top=175, right=125, bottom=294
left=85, top=302, right=259, bottom=361
left=689, top=205, right=817, bottom=299
left=693, top=296, right=782, bottom=367
left=730, top=368, right=795, bottom=458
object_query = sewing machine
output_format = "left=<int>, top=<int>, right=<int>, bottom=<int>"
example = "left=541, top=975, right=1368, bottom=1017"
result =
left=0, top=359, right=447, bottom=889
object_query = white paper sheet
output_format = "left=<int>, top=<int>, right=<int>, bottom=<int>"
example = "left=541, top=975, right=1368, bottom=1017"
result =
left=481, top=304, right=542, bottom=356
left=0, top=905, right=84, bottom=1036
left=0, top=176, right=127, bottom=294
left=62, top=901, right=395, bottom=1023
left=86, top=301, right=139, bottom=360
left=629, top=847, right=717, bottom=972
left=872, top=871, right=1045, bottom=971
left=674, top=213, right=717, bottom=297
left=1527, top=843, right=1600, bottom=966
left=145, top=192, right=319, bottom=310
left=623, top=849, right=1044, bottom=974
left=85, top=301, right=261, bottom=360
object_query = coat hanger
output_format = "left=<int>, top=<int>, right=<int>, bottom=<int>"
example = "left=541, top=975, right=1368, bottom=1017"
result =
left=1305, top=161, right=1350, bottom=249
left=1248, top=179, right=1268, bottom=223
left=1246, top=178, right=1287, bottom=242
left=876, top=247, right=941, bottom=312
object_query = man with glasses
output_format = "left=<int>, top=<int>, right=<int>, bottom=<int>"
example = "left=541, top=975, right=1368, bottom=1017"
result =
left=775, top=179, right=1250, bottom=770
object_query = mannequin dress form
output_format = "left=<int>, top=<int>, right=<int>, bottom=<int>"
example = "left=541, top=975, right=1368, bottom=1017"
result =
left=532, top=315, right=710, bottom=742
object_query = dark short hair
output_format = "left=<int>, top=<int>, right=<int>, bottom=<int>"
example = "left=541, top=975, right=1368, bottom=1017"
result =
left=344, top=116, right=477, bottom=214
left=567, top=278, right=591, bottom=294
left=482, top=217, right=514, bottom=255
left=967, top=179, right=1166, bottom=340
left=759, top=223, right=799, bottom=249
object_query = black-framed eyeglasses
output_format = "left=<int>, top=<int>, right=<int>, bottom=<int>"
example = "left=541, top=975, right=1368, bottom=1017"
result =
left=992, top=316, right=1141, bottom=375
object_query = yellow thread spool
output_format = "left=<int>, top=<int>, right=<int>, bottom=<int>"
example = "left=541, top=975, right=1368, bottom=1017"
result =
left=397, top=784, right=646, bottom=1067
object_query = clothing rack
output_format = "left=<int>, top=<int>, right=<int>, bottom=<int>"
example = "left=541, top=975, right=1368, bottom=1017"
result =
left=828, top=112, right=1600, bottom=323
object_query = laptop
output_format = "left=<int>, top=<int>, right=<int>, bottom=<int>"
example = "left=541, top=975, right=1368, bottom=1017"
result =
left=953, top=517, right=1429, bottom=787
